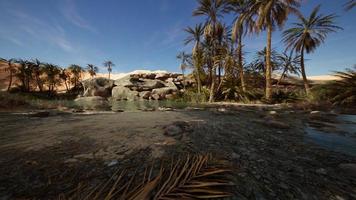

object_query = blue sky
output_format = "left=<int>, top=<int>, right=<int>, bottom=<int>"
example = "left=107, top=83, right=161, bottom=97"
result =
left=0, top=0, right=355, bottom=75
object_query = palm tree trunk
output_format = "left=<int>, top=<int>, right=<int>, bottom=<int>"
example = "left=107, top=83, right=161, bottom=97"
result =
left=7, top=70, right=13, bottom=92
left=277, top=68, right=287, bottom=86
left=196, top=68, right=201, bottom=95
left=300, top=47, right=310, bottom=95
left=109, top=72, right=111, bottom=79
left=237, top=35, right=246, bottom=92
left=182, top=71, right=186, bottom=91
left=265, top=24, right=273, bottom=101
left=209, top=67, right=216, bottom=103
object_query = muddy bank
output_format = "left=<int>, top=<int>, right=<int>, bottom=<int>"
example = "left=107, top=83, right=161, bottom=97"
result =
left=0, top=107, right=355, bottom=199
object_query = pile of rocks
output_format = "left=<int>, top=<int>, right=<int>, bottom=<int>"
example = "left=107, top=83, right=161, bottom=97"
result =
left=112, top=73, right=186, bottom=101
left=77, top=72, right=193, bottom=102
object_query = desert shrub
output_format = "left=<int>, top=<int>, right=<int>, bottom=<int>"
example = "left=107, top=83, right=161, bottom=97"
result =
left=270, top=88, right=305, bottom=103
left=178, top=87, right=209, bottom=103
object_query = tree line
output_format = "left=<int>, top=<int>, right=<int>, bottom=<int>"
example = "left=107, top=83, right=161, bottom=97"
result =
left=177, top=0, right=352, bottom=102
left=0, top=58, right=115, bottom=93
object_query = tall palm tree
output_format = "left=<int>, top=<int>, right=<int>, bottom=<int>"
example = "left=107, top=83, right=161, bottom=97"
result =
left=283, top=5, right=342, bottom=94
left=345, top=0, right=355, bottom=10
left=242, top=0, right=301, bottom=101
left=184, top=24, right=205, bottom=94
left=43, top=63, right=61, bottom=92
left=68, top=64, right=84, bottom=88
left=86, top=64, right=98, bottom=78
left=276, top=51, right=301, bottom=85
left=103, top=61, right=115, bottom=79
left=193, top=0, right=226, bottom=102
left=29, top=59, right=45, bottom=92
left=1, top=58, right=17, bottom=92
left=225, top=0, right=254, bottom=92
left=59, top=68, right=70, bottom=92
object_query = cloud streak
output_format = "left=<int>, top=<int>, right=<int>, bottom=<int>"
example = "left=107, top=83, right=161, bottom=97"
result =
left=60, top=0, right=96, bottom=32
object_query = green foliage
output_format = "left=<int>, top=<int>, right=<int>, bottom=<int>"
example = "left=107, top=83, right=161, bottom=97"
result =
left=311, top=67, right=356, bottom=107
left=270, top=88, right=305, bottom=103
left=179, top=87, right=210, bottom=103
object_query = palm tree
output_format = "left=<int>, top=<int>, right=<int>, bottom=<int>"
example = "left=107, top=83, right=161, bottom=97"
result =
left=176, top=52, right=191, bottom=90
left=43, top=63, right=61, bottom=93
left=242, top=0, right=301, bottom=101
left=1, top=58, right=17, bottom=92
left=283, top=5, right=343, bottom=94
left=193, top=0, right=226, bottom=102
left=225, top=0, right=254, bottom=92
left=59, top=68, right=70, bottom=92
left=68, top=64, right=84, bottom=88
left=345, top=0, right=355, bottom=10
left=103, top=61, right=115, bottom=79
left=249, top=47, right=280, bottom=75
left=29, top=59, right=45, bottom=92
left=184, top=23, right=205, bottom=94
left=86, top=64, right=98, bottom=78
left=16, top=59, right=33, bottom=92
left=276, top=51, right=301, bottom=85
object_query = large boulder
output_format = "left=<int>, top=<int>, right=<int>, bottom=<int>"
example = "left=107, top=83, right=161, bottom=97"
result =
left=152, top=86, right=178, bottom=99
left=115, top=76, right=166, bottom=91
left=74, top=96, right=109, bottom=110
left=82, top=78, right=115, bottom=98
left=112, top=86, right=139, bottom=101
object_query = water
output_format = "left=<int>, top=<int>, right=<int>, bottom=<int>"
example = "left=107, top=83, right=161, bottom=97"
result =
left=110, top=100, right=194, bottom=112
left=305, top=114, right=356, bottom=157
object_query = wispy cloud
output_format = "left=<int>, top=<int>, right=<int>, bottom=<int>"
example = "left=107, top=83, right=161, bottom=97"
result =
left=8, top=10, right=75, bottom=53
left=60, top=0, right=96, bottom=32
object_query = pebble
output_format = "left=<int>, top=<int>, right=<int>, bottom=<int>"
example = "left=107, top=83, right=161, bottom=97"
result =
left=107, top=160, right=119, bottom=167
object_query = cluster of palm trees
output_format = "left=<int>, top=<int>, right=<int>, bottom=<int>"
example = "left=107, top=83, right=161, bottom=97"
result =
left=0, top=58, right=115, bottom=93
left=179, top=0, right=346, bottom=102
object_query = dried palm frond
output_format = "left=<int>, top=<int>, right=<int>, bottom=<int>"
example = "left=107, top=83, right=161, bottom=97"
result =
left=61, top=154, right=233, bottom=200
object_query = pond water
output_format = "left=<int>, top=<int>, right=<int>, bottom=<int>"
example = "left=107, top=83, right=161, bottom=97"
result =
left=305, top=114, right=356, bottom=157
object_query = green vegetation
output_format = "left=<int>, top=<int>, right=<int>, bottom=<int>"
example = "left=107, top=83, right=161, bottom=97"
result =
left=310, top=67, right=356, bottom=107
left=178, top=0, right=345, bottom=105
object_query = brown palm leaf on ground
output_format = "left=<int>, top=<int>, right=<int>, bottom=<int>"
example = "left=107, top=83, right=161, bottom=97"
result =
left=61, top=154, right=233, bottom=200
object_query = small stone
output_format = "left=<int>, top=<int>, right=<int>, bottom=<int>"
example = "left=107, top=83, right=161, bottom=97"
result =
left=316, top=168, right=327, bottom=175
left=338, top=163, right=356, bottom=178
left=164, top=125, right=183, bottom=136
left=107, top=160, right=119, bottom=167
left=269, top=111, right=277, bottom=115
left=310, top=111, right=321, bottom=115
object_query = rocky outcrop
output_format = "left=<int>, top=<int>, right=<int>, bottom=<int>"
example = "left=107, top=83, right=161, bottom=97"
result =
left=82, top=78, right=116, bottom=98
left=78, top=72, right=193, bottom=101
left=112, top=73, right=186, bottom=101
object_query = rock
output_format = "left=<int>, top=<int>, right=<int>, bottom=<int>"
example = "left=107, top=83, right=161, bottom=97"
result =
left=137, top=79, right=165, bottom=91
left=269, top=111, right=277, bottom=115
left=158, top=107, right=174, bottom=111
left=338, top=163, right=356, bottom=178
left=268, top=120, right=290, bottom=129
left=155, top=73, right=170, bottom=80
left=151, top=93, right=162, bottom=100
left=139, top=91, right=152, bottom=99
left=152, top=87, right=178, bottom=98
left=74, top=96, right=109, bottom=109
left=164, top=125, right=183, bottom=136
left=82, top=78, right=115, bottom=98
left=310, top=111, right=321, bottom=115
left=112, top=86, right=139, bottom=101
left=107, top=160, right=119, bottom=167
left=316, top=168, right=327, bottom=175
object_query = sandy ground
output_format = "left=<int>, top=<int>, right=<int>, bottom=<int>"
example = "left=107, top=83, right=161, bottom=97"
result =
left=0, top=106, right=355, bottom=199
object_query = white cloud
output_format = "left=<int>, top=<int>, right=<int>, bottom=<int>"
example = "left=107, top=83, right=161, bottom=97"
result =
left=60, top=0, right=96, bottom=32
